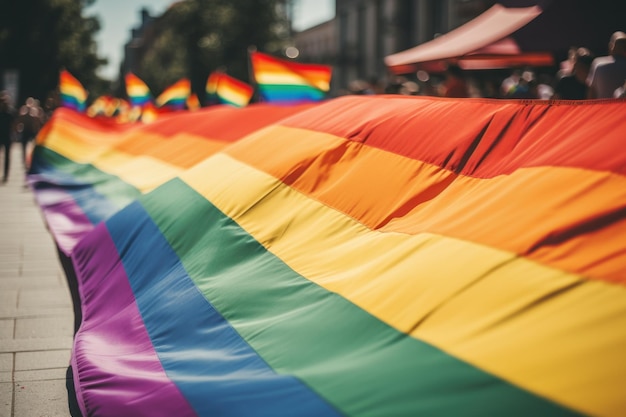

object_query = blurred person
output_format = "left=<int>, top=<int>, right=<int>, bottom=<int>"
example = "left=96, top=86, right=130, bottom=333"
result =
left=535, top=74, right=555, bottom=100
left=399, top=81, right=420, bottom=96
left=500, top=69, right=522, bottom=97
left=439, top=64, right=468, bottom=98
left=43, top=96, right=56, bottom=121
left=508, top=70, right=538, bottom=99
left=348, top=79, right=375, bottom=95
left=554, top=47, right=595, bottom=100
left=368, top=75, right=385, bottom=94
left=557, top=46, right=578, bottom=78
left=587, top=31, right=626, bottom=98
left=0, top=92, right=15, bottom=183
left=16, top=97, right=44, bottom=170
left=384, top=75, right=408, bottom=94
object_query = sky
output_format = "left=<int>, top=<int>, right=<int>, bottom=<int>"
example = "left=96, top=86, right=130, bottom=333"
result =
left=88, top=0, right=335, bottom=80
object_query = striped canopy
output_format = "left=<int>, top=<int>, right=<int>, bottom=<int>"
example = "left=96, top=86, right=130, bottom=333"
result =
left=29, top=95, right=626, bottom=417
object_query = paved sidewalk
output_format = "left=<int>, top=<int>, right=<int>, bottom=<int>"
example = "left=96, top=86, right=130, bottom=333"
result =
left=0, top=145, right=74, bottom=417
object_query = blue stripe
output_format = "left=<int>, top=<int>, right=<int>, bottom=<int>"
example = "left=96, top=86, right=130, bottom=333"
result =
left=258, top=86, right=325, bottom=103
left=30, top=147, right=139, bottom=224
left=106, top=200, right=341, bottom=417
left=60, top=94, right=86, bottom=112
left=129, top=96, right=151, bottom=106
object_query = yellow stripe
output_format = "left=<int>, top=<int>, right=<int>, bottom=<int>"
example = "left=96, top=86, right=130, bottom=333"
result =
left=219, top=88, right=250, bottom=105
left=92, top=152, right=182, bottom=193
left=255, top=72, right=311, bottom=86
left=42, top=123, right=115, bottom=162
left=42, top=122, right=183, bottom=192
left=179, top=154, right=626, bottom=417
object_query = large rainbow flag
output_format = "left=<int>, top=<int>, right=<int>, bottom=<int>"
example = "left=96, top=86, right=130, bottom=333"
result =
left=29, top=95, right=626, bottom=416
left=250, top=51, right=332, bottom=104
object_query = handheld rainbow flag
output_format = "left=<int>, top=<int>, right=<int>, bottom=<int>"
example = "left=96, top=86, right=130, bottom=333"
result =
left=205, top=71, right=254, bottom=108
left=250, top=51, right=332, bottom=104
left=125, top=73, right=152, bottom=107
left=59, top=70, right=88, bottom=112
left=156, top=78, right=191, bottom=110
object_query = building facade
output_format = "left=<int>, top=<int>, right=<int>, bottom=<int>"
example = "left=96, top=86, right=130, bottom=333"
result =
left=294, top=0, right=495, bottom=94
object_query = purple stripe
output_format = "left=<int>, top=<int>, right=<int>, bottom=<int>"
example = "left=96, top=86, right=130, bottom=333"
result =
left=71, top=222, right=196, bottom=417
left=29, top=185, right=94, bottom=255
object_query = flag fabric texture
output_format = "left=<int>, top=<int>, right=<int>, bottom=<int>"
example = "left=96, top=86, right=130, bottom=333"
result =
left=125, top=73, right=152, bottom=107
left=205, top=71, right=254, bottom=107
left=250, top=51, right=332, bottom=104
left=29, top=95, right=626, bottom=417
left=28, top=103, right=314, bottom=255
left=156, top=78, right=191, bottom=110
left=59, top=70, right=88, bottom=112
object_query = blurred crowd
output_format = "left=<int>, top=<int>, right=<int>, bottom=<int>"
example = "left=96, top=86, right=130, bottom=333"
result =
left=2, top=31, right=625, bottom=183
left=0, top=92, right=50, bottom=183
left=344, top=31, right=626, bottom=101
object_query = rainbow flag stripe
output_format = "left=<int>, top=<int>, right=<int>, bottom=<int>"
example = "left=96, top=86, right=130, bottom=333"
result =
left=125, top=73, right=152, bottom=107
left=59, top=70, right=88, bottom=112
left=29, top=96, right=626, bottom=416
left=250, top=51, right=332, bottom=104
left=156, top=78, right=191, bottom=110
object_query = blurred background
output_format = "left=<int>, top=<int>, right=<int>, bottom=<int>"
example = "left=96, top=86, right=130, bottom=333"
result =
left=1, top=0, right=625, bottom=109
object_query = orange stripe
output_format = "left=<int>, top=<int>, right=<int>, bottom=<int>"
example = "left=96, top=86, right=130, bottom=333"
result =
left=113, top=132, right=230, bottom=169
left=225, top=125, right=626, bottom=284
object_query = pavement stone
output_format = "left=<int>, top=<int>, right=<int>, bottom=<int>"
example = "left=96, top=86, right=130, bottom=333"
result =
left=14, top=380, right=70, bottom=417
left=0, top=146, right=74, bottom=417
left=0, top=382, right=12, bottom=417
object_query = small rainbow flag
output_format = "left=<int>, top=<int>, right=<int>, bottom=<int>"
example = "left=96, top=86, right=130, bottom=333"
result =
left=125, top=73, right=152, bottom=107
left=250, top=51, right=332, bottom=104
left=59, top=70, right=88, bottom=112
left=87, top=96, right=130, bottom=119
left=205, top=72, right=254, bottom=108
left=156, top=78, right=191, bottom=110
left=86, top=95, right=110, bottom=117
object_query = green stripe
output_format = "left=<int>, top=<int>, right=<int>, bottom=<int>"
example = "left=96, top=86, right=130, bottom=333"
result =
left=140, top=178, right=582, bottom=417
left=35, top=146, right=140, bottom=209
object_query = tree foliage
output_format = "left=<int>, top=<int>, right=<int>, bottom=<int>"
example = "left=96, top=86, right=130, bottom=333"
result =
left=0, top=0, right=107, bottom=106
left=135, top=0, right=290, bottom=96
